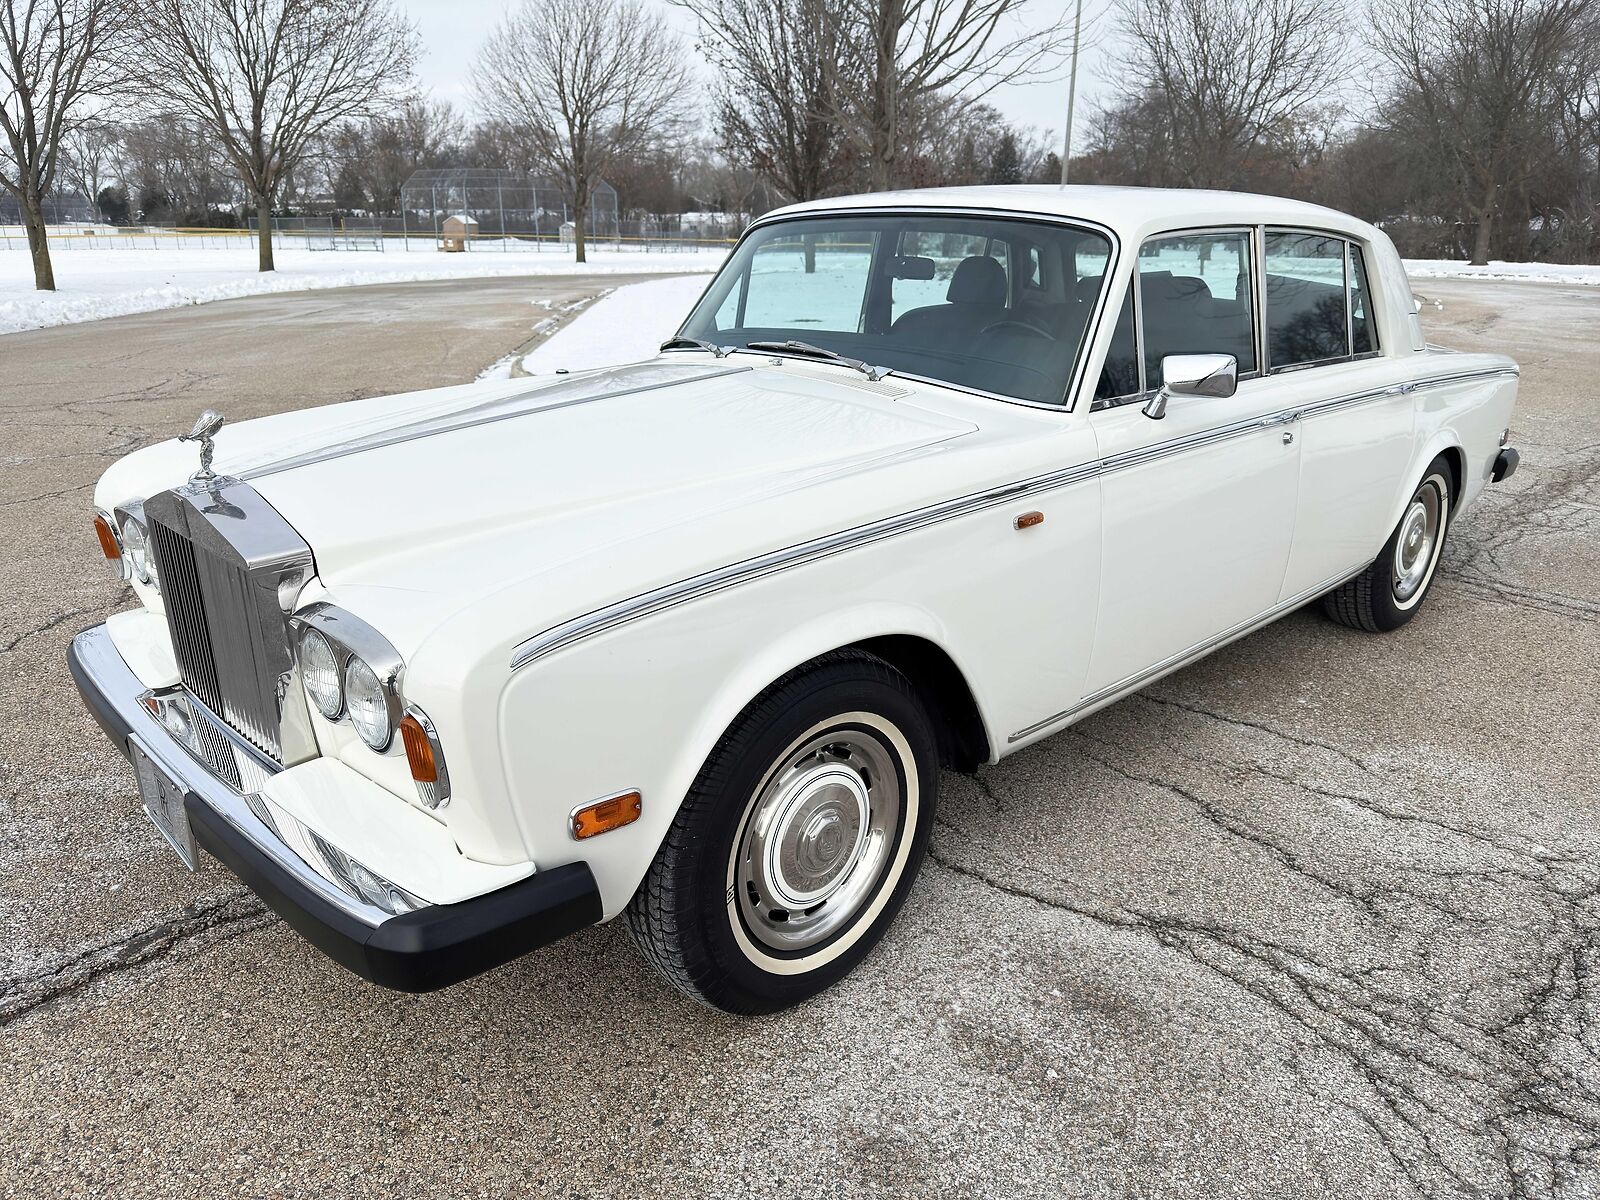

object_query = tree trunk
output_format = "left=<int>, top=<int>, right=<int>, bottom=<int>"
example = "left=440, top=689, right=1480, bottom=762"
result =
left=867, top=0, right=901, bottom=191
left=1470, top=181, right=1496, bottom=266
left=256, top=193, right=275, bottom=272
left=21, top=187, right=56, bottom=291
left=573, top=209, right=587, bottom=264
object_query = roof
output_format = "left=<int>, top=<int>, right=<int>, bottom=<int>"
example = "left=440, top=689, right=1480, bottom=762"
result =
left=768, top=185, right=1377, bottom=244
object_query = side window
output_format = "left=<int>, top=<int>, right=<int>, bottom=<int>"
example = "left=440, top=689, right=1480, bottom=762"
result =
left=1350, top=244, right=1377, bottom=354
left=1095, top=284, right=1139, bottom=402
left=739, top=232, right=876, bottom=333
left=1264, top=232, right=1348, bottom=368
left=1138, top=232, right=1257, bottom=385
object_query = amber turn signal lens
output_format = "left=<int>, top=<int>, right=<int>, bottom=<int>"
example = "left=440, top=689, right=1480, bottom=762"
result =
left=571, top=791, right=642, bottom=840
left=399, top=713, right=438, bottom=783
left=1013, top=510, right=1045, bottom=530
left=94, top=514, right=121, bottom=561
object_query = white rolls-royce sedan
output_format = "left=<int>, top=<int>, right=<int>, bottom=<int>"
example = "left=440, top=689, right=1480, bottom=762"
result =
left=70, top=186, right=1520, bottom=1013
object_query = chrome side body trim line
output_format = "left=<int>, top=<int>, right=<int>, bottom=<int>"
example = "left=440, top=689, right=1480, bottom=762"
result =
left=507, top=363, right=1518, bottom=673
left=1005, top=562, right=1370, bottom=744
left=510, top=461, right=1102, bottom=671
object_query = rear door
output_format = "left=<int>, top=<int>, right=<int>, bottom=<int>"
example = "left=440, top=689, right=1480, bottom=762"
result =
left=1083, top=229, right=1301, bottom=696
left=1266, top=232, right=1416, bottom=596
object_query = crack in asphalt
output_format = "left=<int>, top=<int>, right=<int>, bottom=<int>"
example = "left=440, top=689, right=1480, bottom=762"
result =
left=932, top=687, right=1600, bottom=1199
left=0, top=892, right=274, bottom=1026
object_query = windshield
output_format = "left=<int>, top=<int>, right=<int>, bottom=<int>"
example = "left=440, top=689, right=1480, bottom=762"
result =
left=678, top=213, right=1115, bottom=406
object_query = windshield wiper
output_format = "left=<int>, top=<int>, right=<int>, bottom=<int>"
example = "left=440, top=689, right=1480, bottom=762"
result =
left=660, top=335, right=732, bottom=358
left=744, top=339, right=889, bottom=382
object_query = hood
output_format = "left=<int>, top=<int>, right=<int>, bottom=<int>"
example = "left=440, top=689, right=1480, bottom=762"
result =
left=214, top=359, right=980, bottom=627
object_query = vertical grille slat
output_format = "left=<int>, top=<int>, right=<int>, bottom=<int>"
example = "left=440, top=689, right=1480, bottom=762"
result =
left=148, top=509, right=286, bottom=762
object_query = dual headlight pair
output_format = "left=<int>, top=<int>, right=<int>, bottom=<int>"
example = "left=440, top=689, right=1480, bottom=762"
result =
left=298, top=626, right=393, bottom=750
left=291, top=604, right=451, bottom=812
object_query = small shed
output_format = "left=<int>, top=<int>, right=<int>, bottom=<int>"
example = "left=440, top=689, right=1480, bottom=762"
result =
left=558, top=220, right=576, bottom=245
left=439, top=212, right=478, bottom=252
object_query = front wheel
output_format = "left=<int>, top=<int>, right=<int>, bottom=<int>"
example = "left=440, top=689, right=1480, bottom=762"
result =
left=1323, top=456, right=1454, bottom=632
left=626, top=651, right=938, bottom=1014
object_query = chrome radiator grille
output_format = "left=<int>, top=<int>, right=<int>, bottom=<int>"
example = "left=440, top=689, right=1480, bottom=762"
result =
left=149, top=517, right=279, bottom=756
left=145, top=481, right=317, bottom=769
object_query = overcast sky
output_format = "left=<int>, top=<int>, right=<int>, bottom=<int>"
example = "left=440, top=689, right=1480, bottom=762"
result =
left=395, top=0, right=1119, bottom=153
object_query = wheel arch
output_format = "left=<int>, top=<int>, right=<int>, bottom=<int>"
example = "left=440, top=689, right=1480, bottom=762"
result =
left=851, top=634, right=991, bottom=772
left=1388, top=433, right=1464, bottom=532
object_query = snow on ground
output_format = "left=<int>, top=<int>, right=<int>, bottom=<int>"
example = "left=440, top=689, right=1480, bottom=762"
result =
left=0, top=239, right=727, bottom=335
left=516, top=275, right=714, bottom=375
left=1403, top=259, right=1600, bottom=286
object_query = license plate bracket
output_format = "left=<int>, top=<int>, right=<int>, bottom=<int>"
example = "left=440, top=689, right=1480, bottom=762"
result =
left=129, top=736, right=198, bottom=871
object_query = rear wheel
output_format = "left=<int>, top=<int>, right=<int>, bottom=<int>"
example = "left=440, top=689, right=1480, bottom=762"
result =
left=1323, top=456, right=1454, bottom=632
left=626, top=651, right=938, bottom=1014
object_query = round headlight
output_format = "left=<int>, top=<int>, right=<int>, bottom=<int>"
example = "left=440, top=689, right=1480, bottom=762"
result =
left=119, top=516, right=158, bottom=590
left=299, top=629, right=343, bottom=719
left=343, top=655, right=392, bottom=750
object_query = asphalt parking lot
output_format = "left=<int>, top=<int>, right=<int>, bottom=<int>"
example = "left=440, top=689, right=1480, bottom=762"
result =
left=2, top=274, right=1596, bottom=1198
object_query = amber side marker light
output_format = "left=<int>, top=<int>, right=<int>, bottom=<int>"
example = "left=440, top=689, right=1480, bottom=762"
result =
left=94, top=514, right=122, bottom=562
left=571, top=791, right=643, bottom=840
left=399, top=713, right=439, bottom=783
left=1014, top=510, right=1045, bottom=530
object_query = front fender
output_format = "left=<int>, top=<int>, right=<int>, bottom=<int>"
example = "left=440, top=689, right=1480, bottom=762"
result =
left=498, top=595, right=990, bottom=919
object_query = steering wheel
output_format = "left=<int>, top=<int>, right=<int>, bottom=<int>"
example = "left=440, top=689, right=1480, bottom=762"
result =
left=980, top=318, right=1057, bottom=341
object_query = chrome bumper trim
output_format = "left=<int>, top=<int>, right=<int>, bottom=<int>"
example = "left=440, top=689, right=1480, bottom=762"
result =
left=70, top=622, right=397, bottom=929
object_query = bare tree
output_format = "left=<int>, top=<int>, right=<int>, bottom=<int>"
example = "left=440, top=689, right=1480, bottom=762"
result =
left=327, top=98, right=463, bottom=214
left=56, top=117, right=122, bottom=209
left=1, top=0, right=127, bottom=289
left=475, top=0, right=690, bottom=263
left=1114, top=0, right=1346, bottom=189
left=675, top=0, right=853, bottom=203
left=133, top=0, right=416, bottom=271
left=833, top=0, right=1072, bottom=191
left=1371, top=0, right=1597, bottom=264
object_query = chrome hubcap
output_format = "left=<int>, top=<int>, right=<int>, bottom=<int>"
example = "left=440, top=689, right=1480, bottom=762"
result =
left=1393, top=482, right=1442, bottom=602
left=734, top=730, right=903, bottom=953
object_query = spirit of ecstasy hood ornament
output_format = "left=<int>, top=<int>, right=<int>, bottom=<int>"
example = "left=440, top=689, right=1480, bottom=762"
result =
left=179, top=409, right=225, bottom=482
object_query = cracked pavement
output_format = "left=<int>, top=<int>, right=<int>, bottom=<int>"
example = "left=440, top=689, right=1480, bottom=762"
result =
left=1, top=276, right=1596, bottom=1198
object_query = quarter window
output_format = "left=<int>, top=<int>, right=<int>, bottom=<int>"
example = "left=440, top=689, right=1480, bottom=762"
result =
left=1137, top=232, right=1257, bottom=386
left=1350, top=244, right=1376, bottom=354
left=1264, top=232, right=1349, bottom=368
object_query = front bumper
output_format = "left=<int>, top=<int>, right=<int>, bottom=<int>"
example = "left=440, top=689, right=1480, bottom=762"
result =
left=68, top=622, right=602, bottom=992
left=1493, top=446, right=1520, bottom=482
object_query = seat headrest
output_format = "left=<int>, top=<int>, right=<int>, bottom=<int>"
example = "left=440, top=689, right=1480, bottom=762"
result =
left=947, top=255, right=1007, bottom=305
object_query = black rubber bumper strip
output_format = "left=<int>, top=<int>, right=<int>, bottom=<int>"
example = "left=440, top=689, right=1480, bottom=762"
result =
left=187, top=796, right=603, bottom=993
left=1492, top=447, right=1520, bottom=482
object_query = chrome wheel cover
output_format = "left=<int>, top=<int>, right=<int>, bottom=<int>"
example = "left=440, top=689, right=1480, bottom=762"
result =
left=732, top=726, right=905, bottom=955
left=1393, top=478, right=1445, bottom=603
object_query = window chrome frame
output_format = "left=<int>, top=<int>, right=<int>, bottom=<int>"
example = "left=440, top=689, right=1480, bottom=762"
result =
left=1092, top=223, right=1263, bottom=411
left=671, top=204, right=1124, bottom=415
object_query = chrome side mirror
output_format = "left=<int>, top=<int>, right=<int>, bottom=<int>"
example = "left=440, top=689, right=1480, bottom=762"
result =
left=1142, top=353, right=1238, bottom=419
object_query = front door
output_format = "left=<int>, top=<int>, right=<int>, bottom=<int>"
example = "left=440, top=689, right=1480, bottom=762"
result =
left=1082, top=228, right=1301, bottom=696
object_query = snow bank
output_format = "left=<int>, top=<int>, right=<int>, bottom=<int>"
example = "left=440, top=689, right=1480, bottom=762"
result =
left=519, top=275, right=713, bottom=375
left=1402, top=259, right=1600, bottom=286
left=0, top=241, right=728, bottom=336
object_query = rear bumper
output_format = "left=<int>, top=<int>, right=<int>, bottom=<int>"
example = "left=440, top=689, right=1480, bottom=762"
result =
left=68, top=622, right=602, bottom=992
left=1492, top=446, right=1520, bottom=482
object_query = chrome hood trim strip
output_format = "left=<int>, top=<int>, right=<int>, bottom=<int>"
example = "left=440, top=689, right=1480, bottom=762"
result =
left=506, top=363, right=1517, bottom=674
left=237, top=362, right=751, bottom=481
